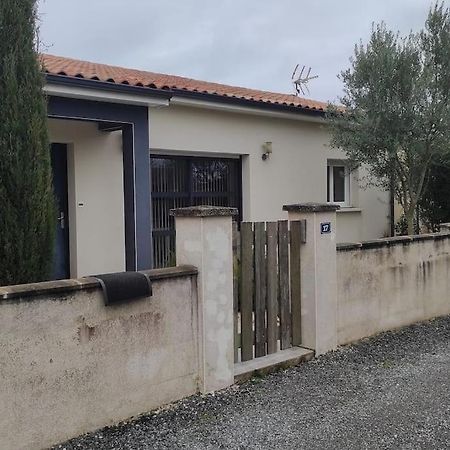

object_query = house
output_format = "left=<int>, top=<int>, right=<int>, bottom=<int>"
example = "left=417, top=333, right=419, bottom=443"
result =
left=42, top=54, right=390, bottom=277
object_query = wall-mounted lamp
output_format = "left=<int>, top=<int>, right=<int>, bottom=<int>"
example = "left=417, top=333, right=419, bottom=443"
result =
left=262, top=141, right=272, bottom=161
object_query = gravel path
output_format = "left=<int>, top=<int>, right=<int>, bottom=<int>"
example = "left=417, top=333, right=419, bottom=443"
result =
left=54, top=316, right=450, bottom=450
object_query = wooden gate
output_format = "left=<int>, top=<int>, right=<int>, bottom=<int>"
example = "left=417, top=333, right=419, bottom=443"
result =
left=233, top=220, right=306, bottom=363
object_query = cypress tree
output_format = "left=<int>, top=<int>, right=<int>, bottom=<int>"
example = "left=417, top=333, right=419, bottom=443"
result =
left=0, top=0, right=56, bottom=285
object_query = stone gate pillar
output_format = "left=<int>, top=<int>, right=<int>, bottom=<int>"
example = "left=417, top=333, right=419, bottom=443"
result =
left=172, top=206, right=237, bottom=393
left=283, top=203, right=339, bottom=355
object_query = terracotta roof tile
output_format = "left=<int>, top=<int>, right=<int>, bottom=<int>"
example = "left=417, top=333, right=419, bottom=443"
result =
left=41, top=54, right=328, bottom=112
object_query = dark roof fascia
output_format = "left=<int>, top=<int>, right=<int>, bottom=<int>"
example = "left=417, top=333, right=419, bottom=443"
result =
left=45, top=74, right=326, bottom=117
left=171, top=88, right=326, bottom=118
left=45, top=74, right=173, bottom=101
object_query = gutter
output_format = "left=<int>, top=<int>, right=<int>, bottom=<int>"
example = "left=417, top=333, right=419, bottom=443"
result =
left=44, top=74, right=326, bottom=121
left=171, top=89, right=326, bottom=122
left=44, top=74, right=172, bottom=107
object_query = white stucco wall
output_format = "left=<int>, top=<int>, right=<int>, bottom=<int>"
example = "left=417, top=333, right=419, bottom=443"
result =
left=149, top=105, right=390, bottom=242
left=337, top=235, right=450, bottom=345
left=48, top=119, right=125, bottom=277
left=0, top=271, right=198, bottom=450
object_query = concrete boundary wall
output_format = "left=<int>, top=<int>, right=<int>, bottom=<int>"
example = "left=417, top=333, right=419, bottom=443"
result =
left=3, top=203, right=450, bottom=450
left=0, top=266, right=199, bottom=450
left=337, top=234, right=450, bottom=345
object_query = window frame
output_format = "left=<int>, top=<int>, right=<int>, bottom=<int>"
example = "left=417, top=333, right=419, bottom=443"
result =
left=327, top=162, right=351, bottom=207
left=150, top=154, right=242, bottom=268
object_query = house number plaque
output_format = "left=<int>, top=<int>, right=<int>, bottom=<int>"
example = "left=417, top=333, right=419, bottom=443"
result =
left=320, top=222, right=331, bottom=234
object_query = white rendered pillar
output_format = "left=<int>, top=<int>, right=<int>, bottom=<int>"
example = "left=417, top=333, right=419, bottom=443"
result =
left=283, top=203, right=339, bottom=355
left=172, top=206, right=237, bottom=393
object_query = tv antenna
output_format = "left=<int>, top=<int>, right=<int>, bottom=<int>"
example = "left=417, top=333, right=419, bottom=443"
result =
left=292, top=64, right=318, bottom=96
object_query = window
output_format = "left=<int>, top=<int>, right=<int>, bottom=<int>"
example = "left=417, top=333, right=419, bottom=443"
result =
left=327, top=162, right=350, bottom=206
left=151, top=155, right=241, bottom=268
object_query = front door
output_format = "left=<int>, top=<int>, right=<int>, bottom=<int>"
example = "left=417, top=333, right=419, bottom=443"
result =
left=51, top=143, right=70, bottom=279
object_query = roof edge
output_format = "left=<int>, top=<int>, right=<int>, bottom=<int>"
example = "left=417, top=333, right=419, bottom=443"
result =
left=45, top=73, right=173, bottom=101
left=45, top=73, right=326, bottom=117
left=171, top=88, right=326, bottom=117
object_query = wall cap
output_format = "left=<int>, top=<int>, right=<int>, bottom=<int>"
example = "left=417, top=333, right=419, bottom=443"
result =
left=336, top=232, right=450, bottom=252
left=283, top=203, right=340, bottom=213
left=0, top=265, right=198, bottom=302
left=336, top=242, right=363, bottom=251
left=336, top=207, right=362, bottom=214
left=170, top=205, right=238, bottom=217
left=411, top=233, right=441, bottom=242
left=360, top=239, right=391, bottom=249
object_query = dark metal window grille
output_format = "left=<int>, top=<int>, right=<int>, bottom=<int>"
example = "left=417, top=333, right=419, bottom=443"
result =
left=151, top=155, right=241, bottom=268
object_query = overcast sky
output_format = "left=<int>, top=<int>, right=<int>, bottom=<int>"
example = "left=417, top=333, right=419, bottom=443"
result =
left=37, top=0, right=443, bottom=103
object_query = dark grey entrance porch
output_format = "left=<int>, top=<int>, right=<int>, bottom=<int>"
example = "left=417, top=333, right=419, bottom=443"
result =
left=47, top=95, right=156, bottom=271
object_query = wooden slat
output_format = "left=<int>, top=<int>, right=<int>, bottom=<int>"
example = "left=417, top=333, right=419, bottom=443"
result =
left=290, top=221, right=302, bottom=346
left=240, top=222, right=254, bottom=361
left=278, top=220, right=291, bottom=350
left=236, top=323, right=283, bottom=348
left=254, top=222, right=267, bottom=357
left=266, top=221, right=278, bottom=354
left=232, top=221, right=240, bottom=362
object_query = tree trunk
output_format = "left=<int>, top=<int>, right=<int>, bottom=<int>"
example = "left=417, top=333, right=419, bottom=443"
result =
left=405, top=208, right=415, bottom=236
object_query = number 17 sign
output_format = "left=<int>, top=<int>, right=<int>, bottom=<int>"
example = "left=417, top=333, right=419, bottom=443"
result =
left=320, top=222, right=331, bottom=234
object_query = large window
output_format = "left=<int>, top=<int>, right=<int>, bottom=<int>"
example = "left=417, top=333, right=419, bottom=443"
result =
left=151, top=155, right=241, bottom=268
left=327, top=162, right=350, bottom=206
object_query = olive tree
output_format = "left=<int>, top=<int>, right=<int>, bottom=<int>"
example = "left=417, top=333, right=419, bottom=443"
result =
left=327, top=3, right=450, bottom=235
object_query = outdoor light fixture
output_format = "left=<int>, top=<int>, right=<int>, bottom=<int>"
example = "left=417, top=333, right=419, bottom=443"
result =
left=262, top=141, right=272, bottom=160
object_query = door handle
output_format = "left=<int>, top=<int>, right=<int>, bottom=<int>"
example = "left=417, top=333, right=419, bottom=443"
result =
left=57, top=212, right=65, bottom=229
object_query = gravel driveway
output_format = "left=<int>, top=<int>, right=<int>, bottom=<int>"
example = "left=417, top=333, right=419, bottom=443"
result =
left=54, top=316, right=450, bottom=450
